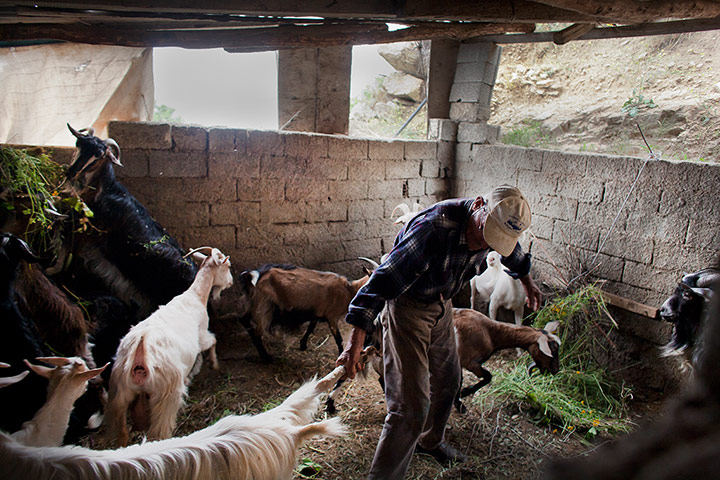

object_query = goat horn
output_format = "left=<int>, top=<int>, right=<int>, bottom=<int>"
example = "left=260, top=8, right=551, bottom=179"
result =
left=358, top=257, right=380, bottom=269
left=0, top=362, right=9, bottom=368
left=184, top=246, right=214, bottom=259
left=104, top=138, right=123, bottom=167
left=33, top=357, right=72, bottom=367
left=67, top=123, right=86, bottom=139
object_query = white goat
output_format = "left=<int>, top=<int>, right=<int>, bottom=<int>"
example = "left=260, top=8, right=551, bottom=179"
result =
left=390, top=201, right=423, bottom=225
left=1, top=366, right=348, bottom=480
left=7, top=357, right=106, bottom=447
left=471, top=251, right=527, bottom=326
left=105, top=247, right=233, bottom=446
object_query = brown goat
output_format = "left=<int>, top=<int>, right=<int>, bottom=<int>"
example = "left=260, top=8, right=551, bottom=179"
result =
left=15, top=263, right=94, bottom=359
left=453, top=308, right=560, bottom=412
left=326, top=308, right=560, bottom=413
left=237, top=264, right=370, bottom=362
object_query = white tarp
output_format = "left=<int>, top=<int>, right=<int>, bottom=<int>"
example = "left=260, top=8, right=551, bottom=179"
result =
left=0, top=43, right=153, bottom=146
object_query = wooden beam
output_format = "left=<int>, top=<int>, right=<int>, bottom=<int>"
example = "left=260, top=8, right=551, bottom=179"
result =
left=471, top=17, right=720, bottom=44
left=535, top=0, right=720, bottom=23
left=552, top=22, right=594, bottom=45
left=4, top=0, right=718, bottom=23
left=600, top=289, right=659, bottom=319
left=0, top=20, right=534, bottom=49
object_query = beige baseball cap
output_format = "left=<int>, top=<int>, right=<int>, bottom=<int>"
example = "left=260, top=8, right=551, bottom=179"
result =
left=482, top=185, right=531, bottom=256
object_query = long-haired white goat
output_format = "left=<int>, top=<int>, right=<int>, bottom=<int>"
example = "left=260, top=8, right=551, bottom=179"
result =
left=0, top=366, right=347, bottom=480
left=105, top=247, right=232, bottom=446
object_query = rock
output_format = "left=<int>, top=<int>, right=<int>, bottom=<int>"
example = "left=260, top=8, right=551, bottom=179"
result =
left=714, top=82, right=720, bottom=93
left=382, top=72, right=425, bottom=102
left=378, top=42, right=425, bottom=79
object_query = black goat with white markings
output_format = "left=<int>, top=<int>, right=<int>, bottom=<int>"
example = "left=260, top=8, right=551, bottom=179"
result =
left=660, top=263, right=720, bottom=367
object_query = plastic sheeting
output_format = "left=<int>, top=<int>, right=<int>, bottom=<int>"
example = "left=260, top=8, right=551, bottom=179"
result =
left=0, top=43, right=153, bottom=146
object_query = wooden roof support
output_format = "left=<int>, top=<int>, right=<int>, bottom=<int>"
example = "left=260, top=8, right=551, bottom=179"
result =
left=0, top=21, right=534, bottom=50
left=3, top=0, right=719, bottom=24
left=535, top=0, right=720, bottom=23
left=473, top=18, right=720, bottom=44
left=553, top=23, right=595, bottom=45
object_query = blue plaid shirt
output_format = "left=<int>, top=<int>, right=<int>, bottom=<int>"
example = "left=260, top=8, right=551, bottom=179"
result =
left=345, top=198, right=531, bottom=332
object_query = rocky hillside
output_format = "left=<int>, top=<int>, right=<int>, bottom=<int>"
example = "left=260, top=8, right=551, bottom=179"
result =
left=492, top=30, right=720, bottom=162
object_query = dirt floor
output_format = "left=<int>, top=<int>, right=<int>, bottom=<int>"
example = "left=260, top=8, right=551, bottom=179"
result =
left=81, top=315, right=664, bottom=480
left=491, top=30, right=720, bottom=162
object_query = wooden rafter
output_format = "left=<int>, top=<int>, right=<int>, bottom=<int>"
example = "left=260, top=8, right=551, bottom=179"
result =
left=0, top=21, right=535, bottom=50
left=535, top=0, right=720, bottom=23
left=473, top=18, right=720, bottom=44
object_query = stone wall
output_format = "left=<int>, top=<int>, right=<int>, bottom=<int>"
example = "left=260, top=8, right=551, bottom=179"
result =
left=106, top=121, right=452, bottom=278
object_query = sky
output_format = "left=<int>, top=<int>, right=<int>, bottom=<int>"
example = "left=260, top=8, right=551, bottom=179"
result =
left=152, top=44, right=395, bottom=130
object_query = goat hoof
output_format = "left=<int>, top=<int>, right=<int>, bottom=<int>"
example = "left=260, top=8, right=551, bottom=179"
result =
left=455, top=402, right=467, bottom=414
left=299, top=344, right=308, bottom=351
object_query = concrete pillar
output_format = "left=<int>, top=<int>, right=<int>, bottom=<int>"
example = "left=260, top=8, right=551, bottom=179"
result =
left=449, top=41, right=503, bottom=143
left=277, top=45, right=351, bottom=134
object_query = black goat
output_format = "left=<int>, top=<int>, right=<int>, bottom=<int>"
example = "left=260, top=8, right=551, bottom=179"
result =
left=0, top=233, right=52, bottom=432
left=64, top=124, right=197, bottom=317
left=660, top=264, right=720, bottom=367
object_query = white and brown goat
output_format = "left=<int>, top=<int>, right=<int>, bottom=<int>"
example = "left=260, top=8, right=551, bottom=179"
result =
left=105, top=247, right=232, bottom=446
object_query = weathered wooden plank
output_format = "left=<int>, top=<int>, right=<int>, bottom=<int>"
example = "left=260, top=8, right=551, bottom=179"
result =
left=552, top=23, right=594, bottom=45
left=472, top=18, right=720, bottom=44
left=536, top=0, right=720, bottom=23
left=5, top=0, right=718, bottom=23
left=600, top=289, right=659, bottom=319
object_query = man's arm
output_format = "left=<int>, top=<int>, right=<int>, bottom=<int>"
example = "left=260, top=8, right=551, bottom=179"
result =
left=336, top=326, right=367, bottom=379
left=520, top=274, right=542, bottom=311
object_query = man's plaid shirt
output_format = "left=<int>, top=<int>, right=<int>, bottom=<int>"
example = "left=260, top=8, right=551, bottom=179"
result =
left=345, top=198, right=531, bottom=332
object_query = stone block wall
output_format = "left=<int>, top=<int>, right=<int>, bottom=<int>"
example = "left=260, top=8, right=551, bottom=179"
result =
left=454, top=143, right=719, bottom=390
left=454, top=144, right=719, bottom=307
left=107, top=121, right=452, bottom=278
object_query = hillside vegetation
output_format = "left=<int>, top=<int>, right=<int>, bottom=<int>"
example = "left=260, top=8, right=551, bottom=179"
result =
left=492, top=30, right=720, bottom=162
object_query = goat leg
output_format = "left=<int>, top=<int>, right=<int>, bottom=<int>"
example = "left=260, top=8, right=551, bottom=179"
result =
left=238, top=315, right=273, bottom=363
left=299, top=318, right=318, bottom=351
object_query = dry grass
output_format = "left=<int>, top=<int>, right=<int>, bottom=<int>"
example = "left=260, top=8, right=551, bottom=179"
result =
left=79, top=314, right=647, bottom=479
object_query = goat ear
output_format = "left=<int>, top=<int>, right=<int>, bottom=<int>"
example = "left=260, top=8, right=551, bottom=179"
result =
left=537, top=336, right=553, bottom=357
left=24, top=359, right=55, bottom=379
left=34, top=357, right=72, bottom=367
left=79, top=362, right=109, bottom=382
left=544, top=321, right=559, bottom=334
left=0, top=370, right=29, bottom=388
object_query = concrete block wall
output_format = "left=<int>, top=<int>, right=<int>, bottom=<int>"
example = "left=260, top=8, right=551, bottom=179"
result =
left=454, top=143, right=719, bottom=306
left=107, top=121, right=452, bottom=277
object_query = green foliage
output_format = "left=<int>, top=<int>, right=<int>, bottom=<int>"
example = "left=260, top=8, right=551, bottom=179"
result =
left=501, top=120, right=553, bottom=148
left=622, top=89, right=657, bottom=118
left=295, top=458, right=323, bottom=479
left=153, top=104, right=184, bottom=123
left=0, top=147, right=67, bottom=250
left=475, top=285, right=633, bottom=440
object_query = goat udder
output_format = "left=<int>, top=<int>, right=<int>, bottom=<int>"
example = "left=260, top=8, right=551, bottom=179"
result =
left=130, top=393, right=151, bottom=431
left=131, top=338, right=148, bottom=385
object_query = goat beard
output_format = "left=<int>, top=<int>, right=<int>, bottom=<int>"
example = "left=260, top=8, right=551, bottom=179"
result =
left=211, top=286, right=223, bottom=301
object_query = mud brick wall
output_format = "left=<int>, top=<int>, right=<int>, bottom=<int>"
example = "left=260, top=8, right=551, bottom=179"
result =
left=107, top=121, right=452, bottom=278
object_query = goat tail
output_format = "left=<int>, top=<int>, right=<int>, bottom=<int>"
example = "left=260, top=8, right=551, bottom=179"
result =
left=297, top=417, right=347, bottom=442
